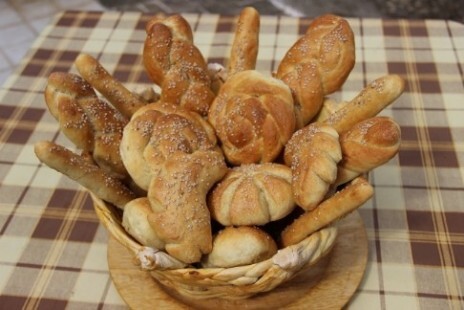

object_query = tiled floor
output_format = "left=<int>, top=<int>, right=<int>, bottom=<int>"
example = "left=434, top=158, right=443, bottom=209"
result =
left=1, top=0, right=463, bottom=87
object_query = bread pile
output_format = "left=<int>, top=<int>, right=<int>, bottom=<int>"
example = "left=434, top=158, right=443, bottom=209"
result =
left=35, top=7, right=404, bottom=268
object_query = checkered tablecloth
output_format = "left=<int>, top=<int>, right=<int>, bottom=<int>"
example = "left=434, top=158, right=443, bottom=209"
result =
left=0, top=10, right=463, bottom=309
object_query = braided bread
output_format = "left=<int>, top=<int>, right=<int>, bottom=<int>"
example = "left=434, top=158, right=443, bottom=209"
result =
left=44, top=72, right=128, bottom=178
left=208, top=70, right=296, bottom=165
left=284, top=122, right=342, bottom=211
left=143, top=14, right=215, bottom=116
left=276, top=14, right=355, bottom=128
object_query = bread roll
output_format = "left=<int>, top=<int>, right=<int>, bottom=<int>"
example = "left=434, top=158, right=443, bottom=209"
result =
left=281, top=177, right=373, bottom=247
left=202, top=226, right=278, bottom=268
left=284, top=123, right=342, bottom=211
left=276, top=14, right=355, bottom=127
left=208, top=70, right=295, bottom=165
left=147, top=151, right=227, bottom=264
left=122, top=197, right=165, bottom=249
left=209, top=163, right=295, bottom=226
left=120, top=102, right=218, bottom=190
left=335, top=116, right=401, bottom=186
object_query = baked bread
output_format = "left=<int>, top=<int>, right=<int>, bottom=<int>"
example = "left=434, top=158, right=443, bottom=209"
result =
left=281, top=177, right=373, bottom=247
left=34, top=141, right=135, bottom=209
left=119, top=101, right=227, bottom=264
left=208, top=70, right=296, bottom=165
left=74, top=53, right=146, bottom=118
left=335, top=116, right=401, bottom=186
left=284, top=122, right=342, bottom=211
left=202, top=226, right=278, bottom=268
left=227, top=6, right=260, bottom=76
left=324, top=74, right=405, bottom=134
left=44, top=72, right=128, bottom=178
left=209, top=163, right=295, bottom=226
left=122, top=197, right=165, bottom=249
left=276, top=14, right=355, bottom=128
left=143, top=14, right=215, bottom=116
left=147, top=151, right=227, bottom=264
left=120, top=102, right=218, bottom=190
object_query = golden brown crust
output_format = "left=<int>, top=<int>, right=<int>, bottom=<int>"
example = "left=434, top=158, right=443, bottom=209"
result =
left=74, top=53, right=146, bottom=118
left=34, top=141, right=135, bottom=209
left=276, top=14, right=355, bottom=128
left=281, top=177, right=373, bottom=247
left=209, top=163, right=295, bottom=226
left=147, top=151, right=227, bottom=264
left=284, top=123, right=342, bottom=211
left=44, top=72, right=128, bottom=178
left=208, top=70, right=296, bottom=165
left=143, top=14, right=214, bottom=116
left=120, top=102, right=218, bottom=190
left=324, top=74, right=405, bottom=134
left=335, top=116, right=401, bottom=186
left=202, top=226, right=278, bottom=268
left=122, top=197, right=165, bottom=249
left=228, top=7, right=260, bottom=76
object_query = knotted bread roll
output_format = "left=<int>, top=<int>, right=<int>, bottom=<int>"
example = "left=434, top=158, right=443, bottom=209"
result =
left=143, top=14, right=215, bottom=116
left=284, top=122, right=342, bottom=211
left=208, top=70, right=296, bottom=165
left=209, top=163, right=295, bottom=226
left=120, top=102, right=218, bottom=190
left=44, top=72, right=128, bottom=179
left=276, top=14, right=355, bottom=128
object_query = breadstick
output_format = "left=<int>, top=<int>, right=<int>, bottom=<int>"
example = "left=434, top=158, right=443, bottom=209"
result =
left=324, top=74, right=405, bottom=134
left=75, top=53, right=146, bottom=118
left=227, top=6, right=260, bottom=76
left=34, top=141, right=136, bottom=209
left=281, top=177, right=373, bottom=247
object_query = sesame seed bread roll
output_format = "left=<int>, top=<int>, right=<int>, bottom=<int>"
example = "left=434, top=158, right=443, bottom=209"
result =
left=143, top=14, right=215, bottom=116
left=284, top=123, right=342, bottom=211
left=276, top=14, right=355, bottom=128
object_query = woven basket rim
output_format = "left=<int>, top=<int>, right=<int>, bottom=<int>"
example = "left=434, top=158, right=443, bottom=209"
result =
left=90, top=192, right=338, bottom=274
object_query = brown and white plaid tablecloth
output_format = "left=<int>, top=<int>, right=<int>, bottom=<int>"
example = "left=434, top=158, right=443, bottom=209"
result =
left=0, top=10, right=463, bottom=309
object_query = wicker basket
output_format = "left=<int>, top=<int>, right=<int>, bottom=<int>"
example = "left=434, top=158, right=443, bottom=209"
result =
left=91, top=193, right=338, bottom=300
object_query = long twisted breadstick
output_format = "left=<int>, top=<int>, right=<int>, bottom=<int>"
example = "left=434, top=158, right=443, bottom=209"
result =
left=276, top=14, right=355, bottom=128
left=143, top=14, right=215, bottom=116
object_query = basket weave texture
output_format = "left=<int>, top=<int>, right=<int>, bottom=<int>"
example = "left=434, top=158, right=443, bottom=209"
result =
left=91, top=193, right=338, bottom=299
